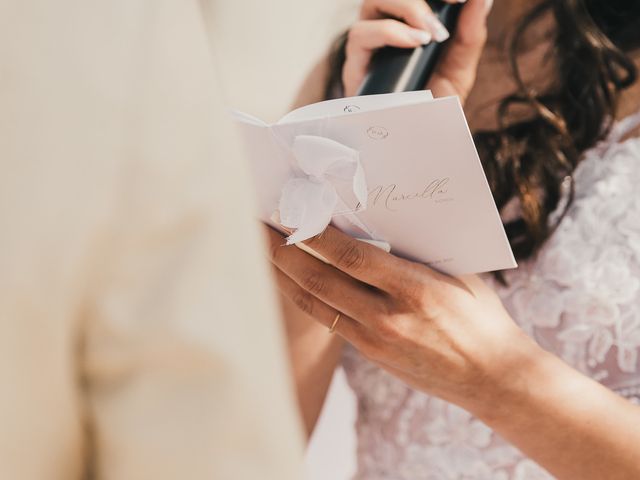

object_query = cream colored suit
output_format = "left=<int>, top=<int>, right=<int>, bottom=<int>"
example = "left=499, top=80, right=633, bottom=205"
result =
left=0, top=1, right=303, bottom=479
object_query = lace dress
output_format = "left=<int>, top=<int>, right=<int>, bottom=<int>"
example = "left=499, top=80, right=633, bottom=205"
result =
left=342, top=113, right=640, bottom=480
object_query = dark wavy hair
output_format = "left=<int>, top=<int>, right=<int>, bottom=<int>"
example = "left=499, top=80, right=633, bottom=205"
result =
left=325, top=0, right=640, bottom=263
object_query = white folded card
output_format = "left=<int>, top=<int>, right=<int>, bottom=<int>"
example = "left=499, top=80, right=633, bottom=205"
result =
left=233, top=91, right=517, bottom=275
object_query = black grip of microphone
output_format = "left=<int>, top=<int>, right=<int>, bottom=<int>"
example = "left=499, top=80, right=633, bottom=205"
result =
left=357, top=0, right=463, bottom=96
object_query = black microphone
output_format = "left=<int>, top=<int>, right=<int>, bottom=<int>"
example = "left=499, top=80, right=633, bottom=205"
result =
left=357, top=0, right=463, bottom=95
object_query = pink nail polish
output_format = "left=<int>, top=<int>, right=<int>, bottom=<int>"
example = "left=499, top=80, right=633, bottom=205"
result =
left=424, top=15, right=450, bottom=43
left=410, top=29, right=432, bottom=45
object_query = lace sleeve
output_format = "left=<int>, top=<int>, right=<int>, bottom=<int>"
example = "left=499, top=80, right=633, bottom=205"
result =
left=494, top=137, right=640, bottom=403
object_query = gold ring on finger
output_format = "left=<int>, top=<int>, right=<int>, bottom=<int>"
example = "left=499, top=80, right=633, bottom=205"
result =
left=329, top=313, right=342, bottom=334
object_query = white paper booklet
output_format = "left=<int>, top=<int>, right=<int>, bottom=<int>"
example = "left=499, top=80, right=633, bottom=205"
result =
left=233, top=91, right=517, bottom=275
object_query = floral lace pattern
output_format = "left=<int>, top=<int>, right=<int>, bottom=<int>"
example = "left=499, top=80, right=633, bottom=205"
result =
left=343, top=117, right=640, bottom=479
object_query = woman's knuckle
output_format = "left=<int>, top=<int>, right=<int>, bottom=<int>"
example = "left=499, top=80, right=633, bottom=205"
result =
left=391, top=273, right=422, bottom=301
left=301, top=271, right=328, bottom=297
left=367, top=310, right=385, bottom=327
left=336, top=242, right=367, bottom=271
left=292, top=290, right=315, bottom=316
left=368, top=300, right=393, bottom=325
left=406, top=3, right=427, bottom=23
left=347, top=24, right=359, bottom=43
left=379, top=320, right=403, bottom=343
left=380, top=19, right=400, bottom=36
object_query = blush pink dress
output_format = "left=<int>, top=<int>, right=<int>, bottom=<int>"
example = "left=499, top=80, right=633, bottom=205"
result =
left=342, top=112, right=640, bottom=479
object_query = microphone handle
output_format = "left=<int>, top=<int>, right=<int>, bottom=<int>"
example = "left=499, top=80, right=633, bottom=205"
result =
left=357, top=1, right=462, bottom=96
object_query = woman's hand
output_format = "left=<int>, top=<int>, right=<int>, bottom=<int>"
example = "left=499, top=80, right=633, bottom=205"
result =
left=265, top=225, right=640, bottom=479
left=343, top=0, right=492, bottom=102
left=265, top=225, right=537, bottom=411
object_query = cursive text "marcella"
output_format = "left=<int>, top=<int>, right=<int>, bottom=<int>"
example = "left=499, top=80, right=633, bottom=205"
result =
left=356, top=178, right=451, bottom=211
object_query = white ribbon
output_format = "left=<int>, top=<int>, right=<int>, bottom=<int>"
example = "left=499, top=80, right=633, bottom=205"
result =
left=278, top=135, right=368, bottom=245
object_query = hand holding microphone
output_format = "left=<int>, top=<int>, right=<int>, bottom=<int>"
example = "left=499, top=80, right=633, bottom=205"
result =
left=343, top=0, right=493, bottom=103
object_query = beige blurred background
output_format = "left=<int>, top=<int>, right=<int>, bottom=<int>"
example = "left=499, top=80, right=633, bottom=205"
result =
left=212, top=1, right=361, bottom=479
left=212, top=1, right=356, bottom=120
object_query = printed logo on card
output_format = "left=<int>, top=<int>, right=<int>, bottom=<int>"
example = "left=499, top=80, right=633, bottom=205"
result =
left=367, top=126, right=389, bottom=140
left=344, top=104, right=361, bottom=113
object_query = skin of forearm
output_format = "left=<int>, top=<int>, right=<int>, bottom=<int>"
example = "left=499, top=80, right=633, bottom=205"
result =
left=468, top=338, right=640, bottom=480
left=280, top=295, right=345, bottom=437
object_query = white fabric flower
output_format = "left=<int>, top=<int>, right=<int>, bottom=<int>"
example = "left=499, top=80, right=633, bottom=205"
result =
left=509, top=276, right=565, bottom=329
left=535, top=232, right=596, bottom=287
left=616, top=312, right=640, bottom=373
left=583, top=248, right=640, bottom=303
left=419, top=403, right=493, bottom=477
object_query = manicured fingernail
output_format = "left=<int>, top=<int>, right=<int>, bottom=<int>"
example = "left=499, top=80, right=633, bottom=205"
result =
left=409, top=29, right=432, bottom=45
left=424, top=15, right=450, bottom=43
left=484, top=0, right=494, bottom=12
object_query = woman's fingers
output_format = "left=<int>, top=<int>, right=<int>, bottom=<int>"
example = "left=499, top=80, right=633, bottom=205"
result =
left=265, top=227, right=388, bottom=323
left=344, top=0, right=462, bottom=97
left=301, top=226, right=430, bottom=297
left=349, top=19, right=432, bottom=51
left=344, top=19, right=433, bottom=96
left=426, top=0, right=492, bottom=102
left=359, top=0, right=463, bottom=43
left=271, top=266, right=370, bottom=348
left=360, top=0, right=462, bottom=27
